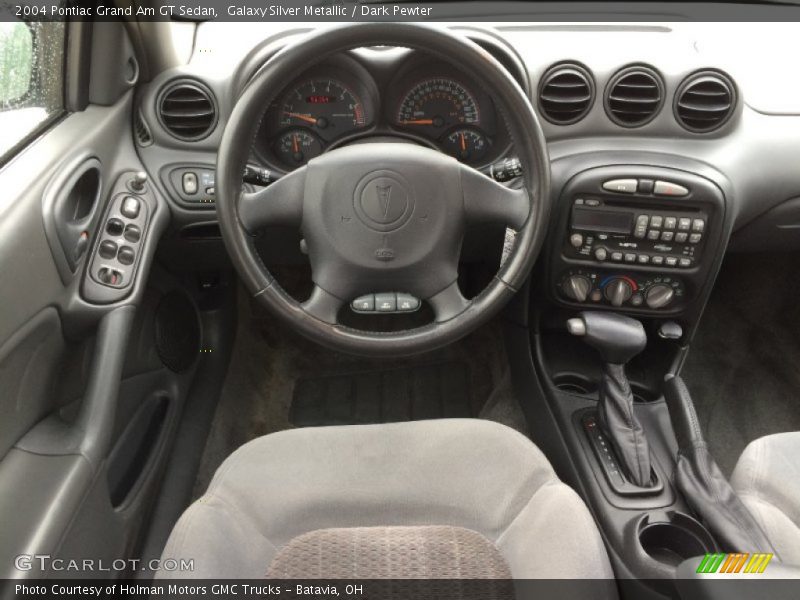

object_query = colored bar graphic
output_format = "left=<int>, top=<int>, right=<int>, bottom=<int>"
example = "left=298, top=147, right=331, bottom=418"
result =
left=697, top=553, right=773, bottom=574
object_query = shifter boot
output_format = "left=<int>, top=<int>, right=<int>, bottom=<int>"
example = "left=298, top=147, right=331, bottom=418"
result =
left=598, top=363, right=652, bottom=487
left=568, top=312, right=652, bottom=487
left=665, top=375, right=775, bottom=554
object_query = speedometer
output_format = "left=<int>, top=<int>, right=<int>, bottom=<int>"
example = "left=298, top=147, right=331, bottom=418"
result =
left=279, top=79, right=366, bottom=142
left=396, top=78, right=480, bottom=134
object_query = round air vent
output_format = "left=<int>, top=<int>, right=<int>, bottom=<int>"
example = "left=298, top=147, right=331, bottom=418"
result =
left=538, top=63, right=595, bottom=125
left=605, top=66, right=664, bottom=127
left=674, top=71, right=736, bottom=133
left=158, top=80, right=217, bottom=141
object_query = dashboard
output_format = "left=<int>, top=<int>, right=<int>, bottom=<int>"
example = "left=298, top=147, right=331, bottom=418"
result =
left=136, top=22, right=800, bottom=275
left=254, top=52, right=509, bottom=173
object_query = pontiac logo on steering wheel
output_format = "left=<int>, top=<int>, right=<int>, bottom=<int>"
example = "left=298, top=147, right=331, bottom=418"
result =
left=376, top=184, right=393, bottom=217
left=354, top=171, right=415, bottom=232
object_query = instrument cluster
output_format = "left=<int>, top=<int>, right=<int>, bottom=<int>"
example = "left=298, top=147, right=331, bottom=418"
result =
left=255, top=53, right=510, bottom=172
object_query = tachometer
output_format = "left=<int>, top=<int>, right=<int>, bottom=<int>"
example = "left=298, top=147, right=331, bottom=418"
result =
left=396, top=78, right=480, bottom=135
left=442, top=128, right=489, bottom=164
left=274, top=129, right=323, bottom=167
left=279, top=79, right=366, bottom=141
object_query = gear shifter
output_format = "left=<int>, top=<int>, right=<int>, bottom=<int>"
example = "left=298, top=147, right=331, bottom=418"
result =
left=567, top=311, right=652, bottom=487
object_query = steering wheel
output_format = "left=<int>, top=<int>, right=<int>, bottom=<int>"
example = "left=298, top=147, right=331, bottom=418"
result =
left=216, top=23, right=550, bottom=357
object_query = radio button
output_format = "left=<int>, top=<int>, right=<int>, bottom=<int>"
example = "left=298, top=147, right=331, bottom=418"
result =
left=595, top=247, right=608, bottom=261
left=574, top=198, right=585, bottom=205
left=692, top=219, right=706, bottom=232
left=675, top=232, right=689, bottom=243
left=634, top=215, right=649, bottom=238
left=603, top=179, right=638, bottom=193
left=569, top=233, right=584, bottom=248
left=654, top=181, right=689, bottom=197
left=651, top=256, right=665, bottom=266
left=689, top=233, right=702, bottom=244
left=678, top=218, right=692, bottom=231
left=638, top=255, right=650, bottom=264
left=665, top=256, right=679, bottom=267
left=661, top=231, right=675, bottom=242
left=624, top=253, right=637, bottom=263
left=650, top=215, right=663, bottom=228
left=679, top=258, right=693, bottom=268
left=585, top=199, right=601, bottom=207
left=647, top=230, right=660, bottom=240
left=638, top=179, right=655, bottom=194
left=664, top=217, right=677, bottom=230
left=611, top=252, right=623, bottom=261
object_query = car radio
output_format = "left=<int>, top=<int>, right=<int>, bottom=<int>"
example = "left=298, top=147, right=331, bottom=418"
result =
left=564, top=197, right=709, bottom=269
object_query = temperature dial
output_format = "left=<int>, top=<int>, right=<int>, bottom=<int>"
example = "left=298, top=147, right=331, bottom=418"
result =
left=604, top=278, right=634, bottom=307
left=275, top=129, right=323, bottom=167
left=442, top=128, right=488, bottom=164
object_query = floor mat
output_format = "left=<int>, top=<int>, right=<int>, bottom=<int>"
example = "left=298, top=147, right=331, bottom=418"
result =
left=291, top=361, right=475, bottom=426
left=192, top=285, right=528, bottom=497
left=681, top=252, right=800, bottom=477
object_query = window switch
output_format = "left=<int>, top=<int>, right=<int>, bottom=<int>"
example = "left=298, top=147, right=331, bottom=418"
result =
left=98, top=240, right=118, bottom=259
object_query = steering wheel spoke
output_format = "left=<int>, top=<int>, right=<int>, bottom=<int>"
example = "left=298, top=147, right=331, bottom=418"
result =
left=301, top=284, right=345, bottom=324
left=427, top=281, right=470, bottom=323
left=238, top=167, right=306, bottom=233
left=460, top=164, right=530, bottom=230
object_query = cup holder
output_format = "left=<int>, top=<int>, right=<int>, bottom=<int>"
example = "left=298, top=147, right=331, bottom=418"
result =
left=638, top=512, right=716, bottom=568
left=552, top=372, right=598, bottom=396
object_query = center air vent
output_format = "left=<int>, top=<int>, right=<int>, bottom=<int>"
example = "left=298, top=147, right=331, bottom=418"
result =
left=158, top=81, right=217, bottom=141
left=675, top=71, right=736, bottom=133
left=538, top=63, right=594, bottom=125
left=605, top=66, right=664, bottom=127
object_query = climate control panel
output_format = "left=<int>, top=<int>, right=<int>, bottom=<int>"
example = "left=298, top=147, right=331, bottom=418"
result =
left=557, top=268, right=686, bottom=311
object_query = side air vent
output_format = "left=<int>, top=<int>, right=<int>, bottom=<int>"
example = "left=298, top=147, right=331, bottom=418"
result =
left=133, top=110, right=153, bottom=147
left=157, top=81, right=217, bottom=141
left=538, top=63, right=594, bottom=125
left=675, top=71, right=736, bottom=133
left=605, top=66, right=664, bottom=127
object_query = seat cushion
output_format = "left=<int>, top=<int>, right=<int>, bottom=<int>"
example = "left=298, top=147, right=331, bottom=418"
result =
left=731, top=432, right=800, bottom=565
left=160, top=419, right=614, bottom=580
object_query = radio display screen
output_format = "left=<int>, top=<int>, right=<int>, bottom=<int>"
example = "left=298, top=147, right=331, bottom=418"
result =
left=572, top=208, right=633, bottom=234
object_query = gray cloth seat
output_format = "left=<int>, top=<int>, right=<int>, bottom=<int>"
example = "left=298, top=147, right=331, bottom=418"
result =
left=160, top=419, right=615, bottom=580
left=731, top=432, right=800, bottom=564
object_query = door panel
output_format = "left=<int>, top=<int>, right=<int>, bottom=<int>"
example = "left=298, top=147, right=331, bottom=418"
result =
left=0, top=20, right=181, bottom=584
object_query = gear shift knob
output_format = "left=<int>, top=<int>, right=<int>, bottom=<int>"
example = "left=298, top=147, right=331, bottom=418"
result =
left=567, top=311, right=646, bottom=365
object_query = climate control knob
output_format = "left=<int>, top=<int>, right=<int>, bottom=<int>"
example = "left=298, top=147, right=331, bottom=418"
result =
left=562, top=275, right=592, bottom=302
left=604, top=278, right=633, bottom=307
left=645, top=284, right=675, bottom=309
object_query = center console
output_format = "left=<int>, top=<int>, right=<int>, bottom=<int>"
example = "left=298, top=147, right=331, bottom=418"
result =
left=510, top=162, right=736, bottom=597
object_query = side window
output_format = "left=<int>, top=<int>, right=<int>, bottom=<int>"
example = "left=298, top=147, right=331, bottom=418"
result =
left=0, top=20, right=65, bottom=163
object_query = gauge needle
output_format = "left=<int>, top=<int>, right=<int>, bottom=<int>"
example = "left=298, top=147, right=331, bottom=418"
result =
left=292, top=134, right=299, bottom=154
left=401, top=119, right=434, bottom=125
left=284, top=112, right=317, bottom=125
left=459, top=132, right=467, bottom=151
